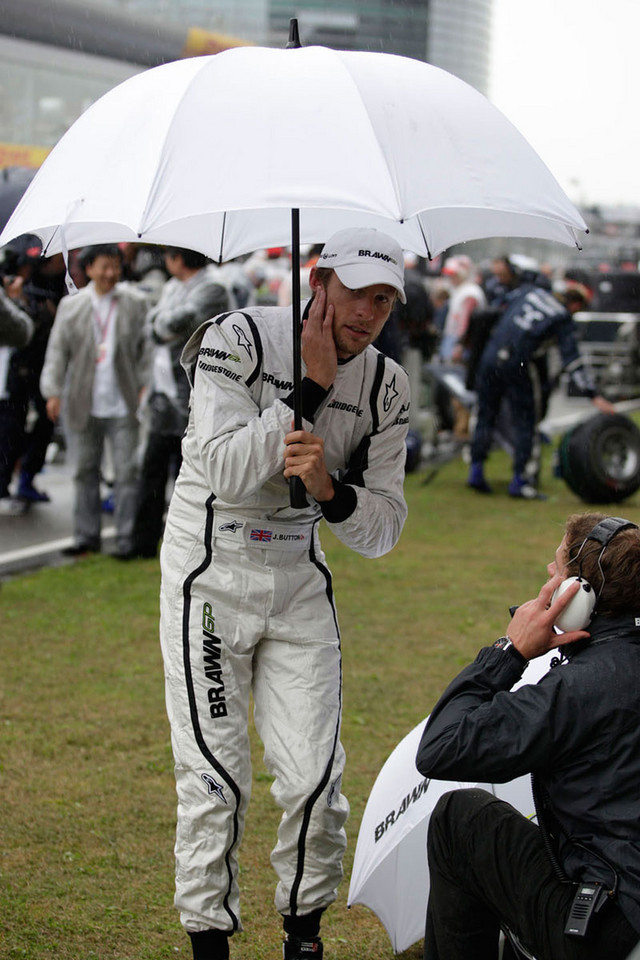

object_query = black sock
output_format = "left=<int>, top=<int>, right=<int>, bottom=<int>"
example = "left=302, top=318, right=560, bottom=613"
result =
left=283, top=908, right=324, bottom=939
left=188, top=929, right=230, bottom=960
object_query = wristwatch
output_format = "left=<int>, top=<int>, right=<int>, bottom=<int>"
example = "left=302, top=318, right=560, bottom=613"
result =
left=493, top=636, right=528, bottom=667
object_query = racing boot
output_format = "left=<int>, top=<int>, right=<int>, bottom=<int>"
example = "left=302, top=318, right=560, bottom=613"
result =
left=283, top=935, right=323, bottom=959
left=467, top=461, right=492, bottom=494
left=282, top=909, right=323, bottom=959
left=188, top=929, right=229, bottom=960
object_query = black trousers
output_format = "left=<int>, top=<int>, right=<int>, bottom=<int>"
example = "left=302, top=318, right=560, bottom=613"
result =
left=425, top=789, right=638, bottom=960
left=0, top=391, right=53, bottom=495
left=0, top=398, right=26, bottom=496
left=131, top=431, right=182, bottom=557
left=20, top=388, right=54, bottom=479
left=470, top=362, right=539, bottom=476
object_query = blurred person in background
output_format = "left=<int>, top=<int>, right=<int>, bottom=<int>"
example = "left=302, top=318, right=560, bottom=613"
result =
left=40, top=243, right=151, bottom=556
left=123, top=246, right=229, bottom=560
left=0, top=280, right=33, bottom=348
left=378, top=255, right=437, bottom=452
left=120, top=243, right=170, bottom=307
left=438, top=255, right=486, bottom=363
left=206, top=256, right=255, bottom=312
left=432, top=283, right=451, bottom=336
left=467, top=265, right=614, bottom=499
left=483, top=254, right=521, bottom=306
left=244, top=246, right=291, bottom=305
left=466, top=255, right=542, bottom=393
left=437, top=255, right=486, bottom=440
left=0, top=271, right=34, bottom=514
left=381, top=253, right=437, bottom=362
left=277, top=245, right=324, bottom=308
left=0, top=235, right=65, bottom=512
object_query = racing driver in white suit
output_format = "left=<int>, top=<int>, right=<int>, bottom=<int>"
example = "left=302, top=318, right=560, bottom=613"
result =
left=159, top=228, right=410, bottom=960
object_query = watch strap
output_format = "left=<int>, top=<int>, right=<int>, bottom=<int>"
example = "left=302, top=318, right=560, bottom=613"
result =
left=493, top=636, right=528, bottom=667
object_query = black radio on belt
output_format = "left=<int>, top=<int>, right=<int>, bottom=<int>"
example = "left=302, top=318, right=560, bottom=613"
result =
left=564, top=881, right=609, bottom=937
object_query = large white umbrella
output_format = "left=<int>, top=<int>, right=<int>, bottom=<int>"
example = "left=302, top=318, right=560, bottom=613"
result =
left=347, top=652, right=555, bottom=955
left=0, top=36, right=587, bottom=505
left=0, top=44, right=587, bottom=260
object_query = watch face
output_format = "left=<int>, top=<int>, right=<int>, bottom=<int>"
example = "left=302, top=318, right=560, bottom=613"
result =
left=494, top=637, right=510, bottom=649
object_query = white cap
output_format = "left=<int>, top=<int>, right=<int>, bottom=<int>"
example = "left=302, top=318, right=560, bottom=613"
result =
left=317, top=228, right=406, bottom=303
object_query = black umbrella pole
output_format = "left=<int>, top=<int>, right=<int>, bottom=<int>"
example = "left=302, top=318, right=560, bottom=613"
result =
left=289, top=208, right=308, bottom=508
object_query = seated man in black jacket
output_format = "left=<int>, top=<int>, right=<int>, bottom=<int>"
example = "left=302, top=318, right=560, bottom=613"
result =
left=416, top=513, right=640, bottom=960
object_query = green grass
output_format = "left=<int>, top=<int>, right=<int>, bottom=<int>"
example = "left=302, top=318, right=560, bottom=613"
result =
left=1, top=447, right=639, bottom=959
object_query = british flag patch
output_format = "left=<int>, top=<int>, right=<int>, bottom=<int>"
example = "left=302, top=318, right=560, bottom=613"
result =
left=250, top=528, right=272, bottom=542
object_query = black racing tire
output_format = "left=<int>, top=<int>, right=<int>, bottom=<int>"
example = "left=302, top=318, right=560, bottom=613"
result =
left=557, top=413, right=640, bottom=503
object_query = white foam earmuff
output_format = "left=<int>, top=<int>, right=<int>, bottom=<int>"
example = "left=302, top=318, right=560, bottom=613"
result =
left=552, top=576, right=596, bottom=633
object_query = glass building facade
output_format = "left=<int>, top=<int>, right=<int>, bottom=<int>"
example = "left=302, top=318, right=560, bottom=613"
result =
left=269, top=1, right=430, bottom=62
left=267, top=0, right=492, bottom=93
left=428, top=0, right=492, bottom=94
left=0, top=0, right=493, bottom=164
left=0, top=35, right=138, bottom=166
left=99, top=0, right=269, bottom=47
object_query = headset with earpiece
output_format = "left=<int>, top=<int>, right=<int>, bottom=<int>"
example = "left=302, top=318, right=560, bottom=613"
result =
left=552, top=516, right=638, bottom=633
left=552, top=577, right=596, bottom=633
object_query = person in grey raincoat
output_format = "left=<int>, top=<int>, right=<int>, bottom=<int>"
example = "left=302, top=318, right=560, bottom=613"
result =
left=40, top=244, right=151, bottom=556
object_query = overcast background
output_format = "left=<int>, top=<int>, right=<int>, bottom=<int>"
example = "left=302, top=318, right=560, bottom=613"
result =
left=490, top=0, right=639, bottom=211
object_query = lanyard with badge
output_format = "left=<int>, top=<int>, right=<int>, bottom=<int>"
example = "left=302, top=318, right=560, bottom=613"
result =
left=94, top=297, right=116, bottom=364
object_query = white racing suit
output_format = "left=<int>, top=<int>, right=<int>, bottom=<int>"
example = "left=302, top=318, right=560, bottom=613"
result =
left=159, top=301, right=409, bottom=934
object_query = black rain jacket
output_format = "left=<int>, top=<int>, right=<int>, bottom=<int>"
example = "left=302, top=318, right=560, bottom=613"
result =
left=416, top=616, right=640, bottom=934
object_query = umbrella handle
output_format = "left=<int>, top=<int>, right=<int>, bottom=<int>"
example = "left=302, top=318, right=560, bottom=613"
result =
left=289, top=208, right=308, bottom=509
left=289, top=476, right=308, bottom=508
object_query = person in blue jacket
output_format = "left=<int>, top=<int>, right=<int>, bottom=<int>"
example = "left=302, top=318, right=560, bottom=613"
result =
left=467, top=279, right=614, bottom=499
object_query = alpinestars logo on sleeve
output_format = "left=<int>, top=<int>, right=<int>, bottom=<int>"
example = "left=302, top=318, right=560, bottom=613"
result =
left=233, top=324, right=253, bottom=359
left=383, top=374, right=399, bottom=412
left=201, top=773, right=228, bottom=804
